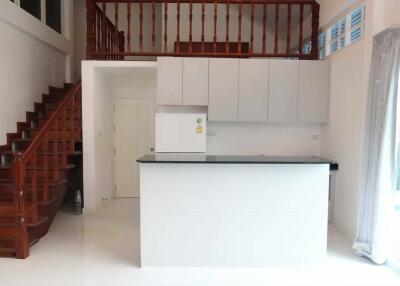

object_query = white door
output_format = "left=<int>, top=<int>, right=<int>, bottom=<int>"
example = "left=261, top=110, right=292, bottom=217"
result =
left=114, top=98, right=155, bottom=198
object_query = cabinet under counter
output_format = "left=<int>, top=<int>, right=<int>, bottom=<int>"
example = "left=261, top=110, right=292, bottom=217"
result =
left=137, top=154, right=337, bottom=267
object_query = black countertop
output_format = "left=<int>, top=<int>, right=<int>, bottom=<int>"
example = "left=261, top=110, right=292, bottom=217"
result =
left=137, top=154, right=339, bottom=170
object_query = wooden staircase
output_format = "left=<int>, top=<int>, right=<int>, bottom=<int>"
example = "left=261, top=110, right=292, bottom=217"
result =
left=0, top=81, right=82, bottom=258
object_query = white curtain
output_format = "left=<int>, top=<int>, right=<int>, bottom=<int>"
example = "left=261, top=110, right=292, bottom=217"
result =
left=353, top=27, right=400, bottom=264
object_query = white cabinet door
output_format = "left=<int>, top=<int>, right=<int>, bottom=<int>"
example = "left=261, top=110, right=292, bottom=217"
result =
left=298, top=61, right=330, bottom=123
left=208, top=58, right=239, bottom=122
left=157, top=57, right=183, bottom=105
left=183, top=58, right=209, bottom=106
left=268, top=60, right=299, bottom=122
left=238, top=59, right=269, bottom=122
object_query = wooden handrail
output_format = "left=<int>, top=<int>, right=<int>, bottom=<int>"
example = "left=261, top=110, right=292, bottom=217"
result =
left=86, top=0, right=320, bottom=60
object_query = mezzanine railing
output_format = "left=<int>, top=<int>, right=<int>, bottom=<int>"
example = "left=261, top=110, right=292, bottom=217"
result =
left=86, top=0, right=320, bottom=60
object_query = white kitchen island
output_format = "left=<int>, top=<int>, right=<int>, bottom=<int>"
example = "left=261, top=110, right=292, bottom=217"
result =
left=137, top=154, right=337, bottom=268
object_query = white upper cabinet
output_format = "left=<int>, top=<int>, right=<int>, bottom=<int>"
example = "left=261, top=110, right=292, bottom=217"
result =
left=208, top=58, right=239, bottom=122
left=238, top=59, right=269, bottom=122
left=157, top=57, right=183, bottom=105
left=183, top=58, right=209, bottom=106
left=268, top=60, right=299, bottom=122
left=298, top=60, right=330, bottom=123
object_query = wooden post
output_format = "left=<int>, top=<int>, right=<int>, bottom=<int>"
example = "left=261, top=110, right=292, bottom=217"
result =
left=225, top=1, right=230, bottom=53
left=152, top=1, right=156, bottom=51
left=12, top=152, right=29, bottom=259
left=311, top=2, right=320, bottom=60
left=119, top=31, right=125, bottom=59
left=140, top=1, right=144, bottom=53
left=201, top=1, right=205, bottom=53
left=102, top=0, right=107, bottom=57
left=274, top=3, right=279, bottom=54
left=250, top=1, right=255, bottom=53
left=127, top=0, right=131, bottom=52
left=299, top=3, right=304, bottom=57
left=238, top=1, right=242, bottom=54
left=164, top=1, right=168, bottom=53
left=189, top=1, right=193, bottom=53
left=86, top=0, right=96, bottom=59
left=286, top=4, right=292, bottom=54
left=31, top=153, right=38, bottom=223
left=213, top=1, right=218, bottom=53
left=262, top=3, right=267, bottom=54
left=176, top=0, right=180, bottom=53
left=43, top=136, right=49, bottom=202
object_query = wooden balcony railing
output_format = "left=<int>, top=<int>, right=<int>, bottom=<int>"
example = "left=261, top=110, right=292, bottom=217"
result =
left=10, top=82, right=82, bottom=258
left=86, top=0, right=320, bottom=60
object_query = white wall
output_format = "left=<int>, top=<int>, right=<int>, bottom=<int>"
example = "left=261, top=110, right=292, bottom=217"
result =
left=371, top=0, right=400, bottom=35
left=318, top=0, right=400, bottom=238
left=0, top=0, right=73, bottom=146
left=82, top=61, right=158, bottom=210
left=207, top=122, right=321, bottom=156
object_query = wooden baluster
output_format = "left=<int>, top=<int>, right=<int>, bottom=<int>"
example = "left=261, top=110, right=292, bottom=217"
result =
left=97, top=10, right=101, bottom=52
left=69, top=100, right=75, bottom=153
left=127, top=0, right=131, bottom=52
left=110, top=30, right=114, bottom=59
left=31, top=153, right=38, bottom=223
left=152, top=1, right=156, bottom=51
left=115, top=0, right=119, bottom=35
left=286, top=4, right=292, bottom=54
left=189, top=1, right=193, bottom=53
left=262, top=3, right=267, bottom=53
left=164, top=1, right=168, bottom=53
left=226, top=1, right=230, bottom=53
left=107, top=26, right=110, bottom=59
left=12, top=152, right=29, bottom=259
left=201, top=1, right=205, bottom=53
left=250, top=1, right=255, bottom=53
left=53, top=120, right=59, bottom=181
left=140, top=1, right=144, bottom=53
left=86, top=0, right=95, bottom=59
left=311, top=3, right=320, bottom=60
left=274, top=3, right=279, bottom=54
left=100, top=0, right=107, bottom=58
left=62, top=109, right=67, bottom=166
left=43, top=136, right=49, bottom=202
left=238, top=1, right=242, bottom=54
left=176, top=0, right=180, bottom=53
left=299, top=4, right=304, bottom=57
left=119, top=31, right=125, bottom=59
left=213, top=1, right=217, bottom=53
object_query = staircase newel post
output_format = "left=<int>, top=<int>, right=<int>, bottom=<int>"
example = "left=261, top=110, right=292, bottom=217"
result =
left=86, top=0, right=96, bottom=60
left=12, top=151, right=29, bottom=259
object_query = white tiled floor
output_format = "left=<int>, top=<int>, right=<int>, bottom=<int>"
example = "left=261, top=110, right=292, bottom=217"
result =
left=1, top=198, right=400, bottom=286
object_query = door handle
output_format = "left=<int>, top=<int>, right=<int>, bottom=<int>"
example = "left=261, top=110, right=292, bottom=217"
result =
left=150, top=147, right=155, bottom=152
